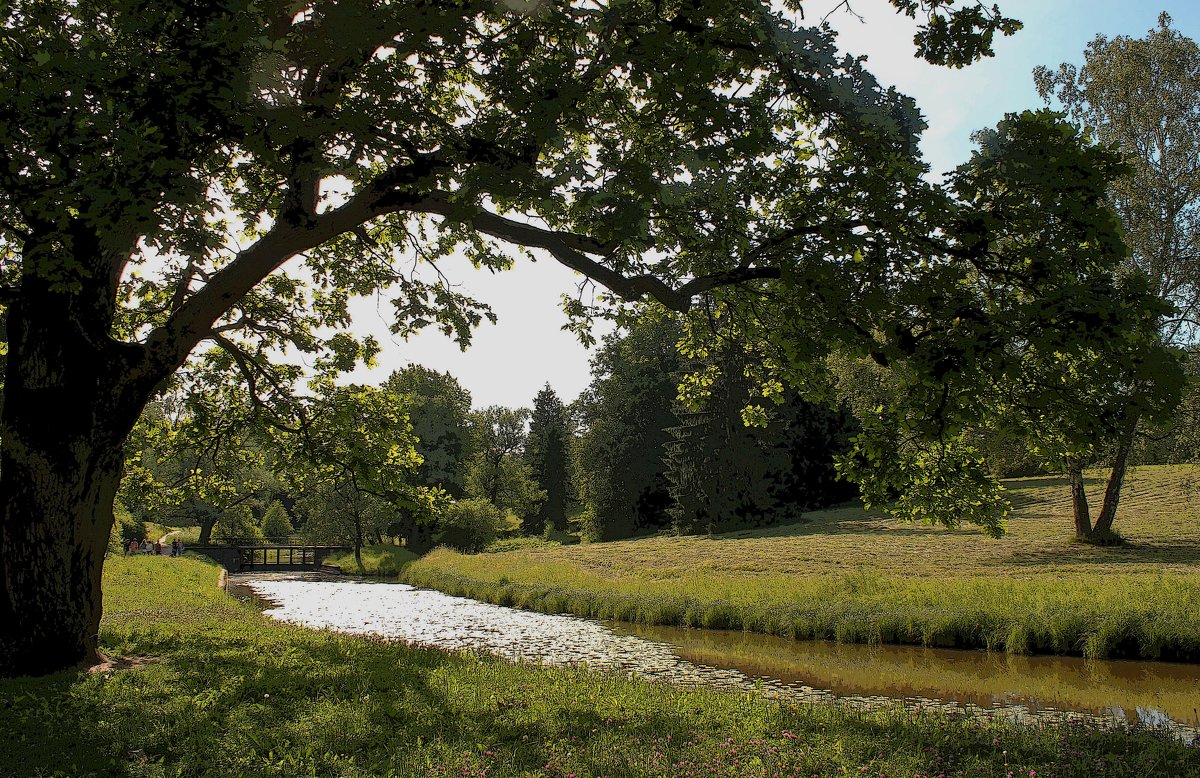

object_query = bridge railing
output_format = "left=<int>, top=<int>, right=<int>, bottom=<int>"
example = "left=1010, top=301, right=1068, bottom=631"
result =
left=189, top=543, right=351, bottom=571
left=239, top=546, right=318, bottom=566
left=210, top=536, right=310, bottom=546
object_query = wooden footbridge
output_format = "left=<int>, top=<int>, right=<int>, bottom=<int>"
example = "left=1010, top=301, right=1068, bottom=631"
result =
left=187, top=544, right=351, bottom=573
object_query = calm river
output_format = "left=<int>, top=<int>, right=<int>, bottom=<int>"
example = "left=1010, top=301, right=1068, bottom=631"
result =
left=233, top=572, right=1200, bottom=742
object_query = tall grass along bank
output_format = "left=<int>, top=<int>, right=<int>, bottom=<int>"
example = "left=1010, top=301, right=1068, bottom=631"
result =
left=323, top=544, right=418, bottom=576
left=2, top=556, right=1196, bottom=777
left=404, top=466, right=1200, bottom=661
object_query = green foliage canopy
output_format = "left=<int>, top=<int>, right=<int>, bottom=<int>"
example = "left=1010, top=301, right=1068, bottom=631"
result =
left=573, top=312, right=681, bottom=540
left=260, top=500, right=294, bottom=538
left=1, top=0, right=1159, bottom=541
left=383, top=366, right=474, bottom=497
left=11, top=0, right=1177, bottom=676
left=465, top=406, right=545, bottom=520
left=0, top=0, right=1021, bottom=399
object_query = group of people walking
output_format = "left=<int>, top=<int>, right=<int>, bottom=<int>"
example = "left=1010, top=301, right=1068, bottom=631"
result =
left=125, top=537, right=186, bottom=557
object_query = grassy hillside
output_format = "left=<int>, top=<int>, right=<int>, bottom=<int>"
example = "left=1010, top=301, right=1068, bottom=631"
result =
left=1, top=556, right=1195, bottom=777
left=404, top=465, right=1200, bottom=660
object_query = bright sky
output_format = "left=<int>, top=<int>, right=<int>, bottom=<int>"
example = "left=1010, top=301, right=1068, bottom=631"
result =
left=345, top=0, right=1200, bottom=411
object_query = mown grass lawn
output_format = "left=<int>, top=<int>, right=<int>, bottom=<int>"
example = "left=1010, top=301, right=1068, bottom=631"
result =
left=404, top=465, right=1200, bottom=659
left=1, top=556, right=1197, bottom=777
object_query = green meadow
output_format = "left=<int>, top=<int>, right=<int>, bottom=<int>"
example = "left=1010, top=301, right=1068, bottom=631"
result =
left=1, top=556, right=1196, bottom=777
left=403, top=465, right=1200, bottom=660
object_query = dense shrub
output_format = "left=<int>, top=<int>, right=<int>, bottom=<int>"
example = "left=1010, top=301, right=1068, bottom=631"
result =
left=260, top=500, right=294, bottom=539
left=437, top=498, right=502, bottom=553
left=570, top=507, right=602, bottom=544
left=215, top=504, right=265, bottom=545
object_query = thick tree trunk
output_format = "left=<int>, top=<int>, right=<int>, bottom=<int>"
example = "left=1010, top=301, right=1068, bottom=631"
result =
left=197, top=519, right=216, bottom=546
left=1065, top=458, right=1093, bottom=537
left=1092, top=414, right=1140, bottom=537
left=0, top=435, right=124, bottom=675
left=0, top=271, right=149, bottom=677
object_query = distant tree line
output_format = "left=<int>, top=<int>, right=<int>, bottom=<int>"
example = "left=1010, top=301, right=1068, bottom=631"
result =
left=118, top=305, right=1200, bottom=559
left=117, top=315, right=873, bottom=552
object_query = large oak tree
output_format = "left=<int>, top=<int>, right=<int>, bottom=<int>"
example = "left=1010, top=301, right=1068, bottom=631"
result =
left=0, top=0, right=1162, bottom=678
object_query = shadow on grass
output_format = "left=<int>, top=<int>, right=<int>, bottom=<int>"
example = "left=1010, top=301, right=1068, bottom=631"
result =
left=1002, top=475, right=1078, bottom=492
left=722, top=518, right=973, bottom=541
left=994, top=542, right=1200, bottom=569
left=0, top=627, right=439, bottom=776
left=4, top=623, right=794, bottom=777
left=0, top=670, right=120, bottom=777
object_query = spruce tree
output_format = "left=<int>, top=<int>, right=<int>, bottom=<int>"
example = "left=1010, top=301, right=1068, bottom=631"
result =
left=525, top=385, right=573, bottom=537
left=574, top=315, right=681, bottom=540
left=667, top=350, right=857, bottom=535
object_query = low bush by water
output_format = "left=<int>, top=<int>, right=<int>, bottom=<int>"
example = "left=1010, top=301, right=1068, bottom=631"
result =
left=1, top=556, right=1195, bottom=777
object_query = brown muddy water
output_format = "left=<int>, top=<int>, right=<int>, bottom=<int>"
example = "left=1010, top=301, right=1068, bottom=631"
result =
left=232, top=573, right=1200, bottom=742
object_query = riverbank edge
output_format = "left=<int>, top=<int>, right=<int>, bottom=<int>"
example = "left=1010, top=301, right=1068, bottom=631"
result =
left=322, top=544, right=417, bottom=576
left=400, top=554, right=1200, bottom=662
left=5, top=555, right=1191, bottom=777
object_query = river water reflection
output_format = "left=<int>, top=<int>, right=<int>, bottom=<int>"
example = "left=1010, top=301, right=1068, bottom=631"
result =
left=235, top=573, right=1200, bottom=741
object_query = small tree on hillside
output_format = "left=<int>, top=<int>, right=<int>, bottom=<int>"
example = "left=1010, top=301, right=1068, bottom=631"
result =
left=298, top=484, right=396, bottom=557
left=282, top=381, right=434, bottom=568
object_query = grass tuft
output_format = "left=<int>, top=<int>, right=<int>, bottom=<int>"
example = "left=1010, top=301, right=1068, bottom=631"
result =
left=1075, top=527, right=1128, bottom=546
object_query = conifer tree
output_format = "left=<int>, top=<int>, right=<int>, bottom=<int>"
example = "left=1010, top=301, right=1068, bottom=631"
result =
left=525, top=385, right=573, bottom=537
